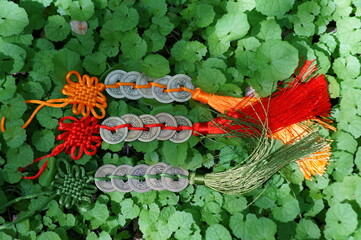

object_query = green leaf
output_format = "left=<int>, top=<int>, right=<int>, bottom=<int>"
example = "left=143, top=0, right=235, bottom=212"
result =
left=201, top=201, right=222, bottom=224
left=99, top=40, right=119, bottom=57
left=59, top=214, right=76, bottom=227
left=355, top=147, right=361, bottom=172
left=143, top=27, right=166, bottom=52
left=215, top=12, right=250, bottom=42
left=30, top=0, right=53, bottom=7
left=37, top=231, right=61, bottom=240
left=142, top=54, right=170, bottom=78
left=131, top=190, right=157, bottom=205
left=131, top=140, right=158, bottom=154
left=158, top=191, right=179, bottom=206
left=258, top=18, right=282, bottom=40
left=222, top=195, right=247, bottom=214
left=120, top=31, right=147, bottom=60
left=1, top=94, right=27, bottom=121
left=3, top=126, right=26, bottom=148
left=334, top=131, right=358, bottom=154
left=336, top=176, right=361, bottom=206
left=333, top=55, right=361, bottom=80
left=205, top=224, right=232, bottom=240
left=168, top=211, right=194, bottom=233
left=208, top=33, right=230, bottom=56
left=296, top=2, right=320, bottom=21
left=66, top=37, right=95, bottom=56
left=83, top=201, right=110, bottom=228
left=254, top=40, right=299, bottom=82
left=140, top=0, right=167, bottom=16
left=51, top=49, right=82, bottom=84
left=32, top=50, right=56, bottom=75
left=69, top=0, right=95, bottom=21
left=83, top=52, right=107, bottom=75
left=161, top=141, right=188, bottom=167
left=295, top=219, right=321, bottom=239
left=229, top=213, right=246, bottom=238
left=294, top=21, right=315, bottom=37
left=21, top=81, right=45, bottom=100
left=244, top=214, right=277, bottom=240
left=0, top=1, right=29, bottom=37
left=0, top=38, right=27, bottom=72
left=327, top=75, right=340, bottom=98
left=1, top=164, right=22, bottom=184
left=6, top=143, right=34, bottom=168
left=226, top=0, right=256, bottom=12
left=255, top=0, right=295, bottom=18
left=116, top=4, right=139, bottom=32
left=36, top=108, right=63, bottom=129
left=0, top=76, right=16, bottom=102
left=340, top=88, right=361, bottom=116
left=194, top=4, right=215, bottom=28
left=272, top=195, right=300, bottom=222
left=196, top=68, right=226, bottom=93
left=121, top=199, right=140, bottom=220
left=44, top=15, right=71, bottom=42
left=324, top=203, right=358, bottom=239
left=0, top=232, right=15, bottom=240
left=338, top=115, right=361, bottom=139
left=32, top=130, right=55, bottom=152
left=152, top=15, right=174, bottom=36
left=171, top=40, right=207, bottom=64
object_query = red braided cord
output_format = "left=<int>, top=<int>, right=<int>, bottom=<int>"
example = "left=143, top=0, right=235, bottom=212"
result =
left=19, top=116, right=102, bottom=179
left=20, top=116, right=194, bottom=180
left=99, top=123, right=193, bottom=132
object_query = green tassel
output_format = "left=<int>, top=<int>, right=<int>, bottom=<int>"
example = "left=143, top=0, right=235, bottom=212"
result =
left=201, top=131, right=327, bottom=195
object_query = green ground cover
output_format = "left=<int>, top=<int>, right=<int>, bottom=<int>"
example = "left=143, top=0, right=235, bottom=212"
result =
left=0, top=0, right=360, bottom=239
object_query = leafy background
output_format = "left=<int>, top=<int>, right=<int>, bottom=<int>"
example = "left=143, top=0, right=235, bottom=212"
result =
left=0, top=0, right=360, bottom=239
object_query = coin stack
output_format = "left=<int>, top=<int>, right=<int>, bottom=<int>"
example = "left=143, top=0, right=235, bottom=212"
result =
left=94, top=163, right=189, bottom=193
left=104, top=70, right=195, bottom=103
left=99, top=112, right=193, bottom=144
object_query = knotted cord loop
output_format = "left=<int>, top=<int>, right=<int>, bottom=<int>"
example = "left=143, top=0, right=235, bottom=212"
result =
left=19, top=116, right=102, bottom=179
left=22, top=71, right=108, bottom=129
left=57, top=116, right=102, bottom=160
left=52, top=159, right=97, bottom=208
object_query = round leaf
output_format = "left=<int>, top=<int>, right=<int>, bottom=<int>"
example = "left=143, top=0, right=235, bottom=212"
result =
left=254, top=40, right=299, bottom=81
left=0, top=1, right=29, bottom=37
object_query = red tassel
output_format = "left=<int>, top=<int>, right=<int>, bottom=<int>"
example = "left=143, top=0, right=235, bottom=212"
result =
left=193, top=61, right=332, bottom=136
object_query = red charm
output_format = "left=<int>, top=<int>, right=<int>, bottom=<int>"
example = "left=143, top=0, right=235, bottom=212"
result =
left=19, top=116, right=102, bottom=179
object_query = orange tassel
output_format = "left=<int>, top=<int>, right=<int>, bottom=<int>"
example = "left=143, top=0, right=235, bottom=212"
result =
left=191, top=88, right=256, bottom=114
left=273, top=122, right=331, bottom=180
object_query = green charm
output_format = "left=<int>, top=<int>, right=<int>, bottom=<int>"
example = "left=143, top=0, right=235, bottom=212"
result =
left=52, top=159, right=97, bottom=208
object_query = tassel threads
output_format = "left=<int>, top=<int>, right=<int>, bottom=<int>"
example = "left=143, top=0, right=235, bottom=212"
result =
left=201, top=132, right=327, bottom=195
left=273, top=122, right=331, bottom=180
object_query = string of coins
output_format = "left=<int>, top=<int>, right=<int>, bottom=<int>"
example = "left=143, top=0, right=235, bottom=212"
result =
left=104, top=70, right=195, bottom=103
left=94, top=163, right=189, bottom=193
left=93, top=130, right=329, bottom=195
left=99, top=113, right=193, bottom=144
left=4, top=60, right=334, bottom=181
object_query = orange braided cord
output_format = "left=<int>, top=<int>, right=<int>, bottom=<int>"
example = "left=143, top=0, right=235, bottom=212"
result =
left=23, top=71, right=108, bottom=129
left=62, top=71, right=107, bottom=118
left=273, top=122, right=331, bottom=180
left=105, top=81, right=195, bottom=93
left=1, top=117, right=5, bottom=132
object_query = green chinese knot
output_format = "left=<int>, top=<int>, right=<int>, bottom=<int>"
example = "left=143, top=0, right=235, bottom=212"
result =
left=52, top=160, right=97, bottom=208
